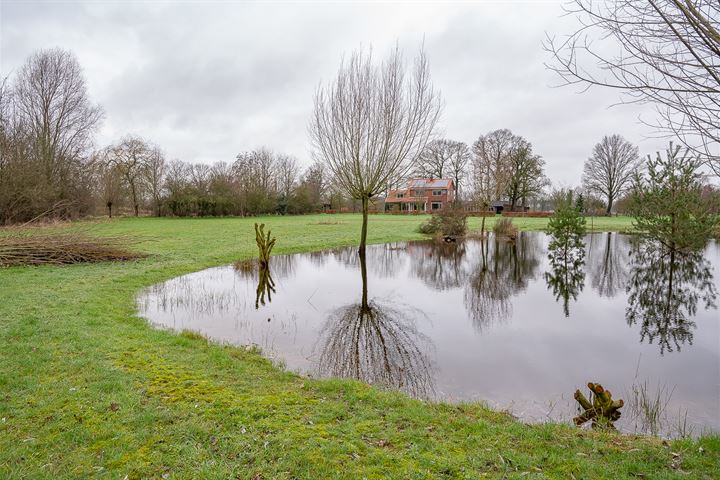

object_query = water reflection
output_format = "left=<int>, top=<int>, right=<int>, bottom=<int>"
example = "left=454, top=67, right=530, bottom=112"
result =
left=316, top=250, right=435, bottom=398
left=588, top=233, right=629, bottom=297
left=410, top=241, right=469, bottom=290
left=138, top=233, right=720, bottom=437
left=544, top=233, right=586, bottom=317
left=626, top=238, right=717, bottom=354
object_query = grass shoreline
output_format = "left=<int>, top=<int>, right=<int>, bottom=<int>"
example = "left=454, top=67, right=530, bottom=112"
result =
left=1, top=214, right=717, bottom=479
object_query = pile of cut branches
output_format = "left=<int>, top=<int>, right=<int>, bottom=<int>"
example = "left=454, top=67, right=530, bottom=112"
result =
left=0, top=231, right=144, bottom=267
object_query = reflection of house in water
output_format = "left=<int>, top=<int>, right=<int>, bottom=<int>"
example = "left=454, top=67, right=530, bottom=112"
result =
left=385, top=178, right=455, bottom=213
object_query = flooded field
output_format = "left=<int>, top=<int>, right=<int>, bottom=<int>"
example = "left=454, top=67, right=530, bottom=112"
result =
left=138, top=232, right=720, bottom=438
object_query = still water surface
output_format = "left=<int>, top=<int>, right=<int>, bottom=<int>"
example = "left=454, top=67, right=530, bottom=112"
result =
left=137, top=232, right=720, bottom=437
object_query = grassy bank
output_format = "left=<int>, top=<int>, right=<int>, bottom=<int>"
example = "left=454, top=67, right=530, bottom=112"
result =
left=1, top=214, right=716, bottom=479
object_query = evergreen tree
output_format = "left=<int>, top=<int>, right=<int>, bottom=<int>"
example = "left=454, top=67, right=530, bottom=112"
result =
left=630, top=143, right=716, bottom=251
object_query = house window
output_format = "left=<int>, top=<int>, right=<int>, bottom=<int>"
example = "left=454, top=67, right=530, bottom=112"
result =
left=397, top=193, right=404, bottom=198
left=432, top=190, right=443, bottom=196
left=431, top=202, right=442, bottom=210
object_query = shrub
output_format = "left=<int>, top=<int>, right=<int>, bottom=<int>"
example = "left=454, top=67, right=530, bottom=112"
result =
left=417, top=206, right=467, bottom=237
left=493, top=218, right=518, bottom=237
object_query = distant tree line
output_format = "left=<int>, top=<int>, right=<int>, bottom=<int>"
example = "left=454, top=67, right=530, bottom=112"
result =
left=0, top=48, right=359, bottom=224
left=2, top=47, right=717, bottom=225
left=0, top=48, right=103, bottom=224
left=97, top=140, right=333, bottom=218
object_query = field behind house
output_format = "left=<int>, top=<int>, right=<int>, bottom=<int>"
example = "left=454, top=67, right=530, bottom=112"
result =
left=1, top=214, right=717, bottom=479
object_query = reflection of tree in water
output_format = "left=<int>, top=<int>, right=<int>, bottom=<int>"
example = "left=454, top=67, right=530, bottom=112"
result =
left=544, top=233, right=586, bottom=317
left=464, top=233, right=541, bottom=331
left=233, top=254, right=296, bottom=282
left=409, top=240, right=468, bottom=290
left=332, top=242, right=406, bottom=278
left=254, top=265, right=275, bottom=308
left=234, top=255, right=297, bottom=309
left=315, top=250, right=435, bottom=398
left=626, top=239, right=717, bottom=354
left=587, top=233, right=628, bottom=298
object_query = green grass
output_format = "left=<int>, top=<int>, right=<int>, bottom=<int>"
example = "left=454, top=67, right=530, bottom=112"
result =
left=1, top=214, right=717, bottom=479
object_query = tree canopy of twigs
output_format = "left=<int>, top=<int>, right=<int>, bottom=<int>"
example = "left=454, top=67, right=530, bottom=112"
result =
left=582, top=134, right=642, bottom=214
left=315, top=251, right=435, bottom=398
left=310, top=45, right=442, bottom=252
left=471, top=129, right=548, bottom=223
left=0, top=48, right=103, bottom=224
left=415, top=139, right=470, bottom=196
left=544, top=0, right=720, bottom=175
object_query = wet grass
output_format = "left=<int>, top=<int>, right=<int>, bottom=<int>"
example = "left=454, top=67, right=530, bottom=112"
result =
left=1, top=214, right=718, bottom=479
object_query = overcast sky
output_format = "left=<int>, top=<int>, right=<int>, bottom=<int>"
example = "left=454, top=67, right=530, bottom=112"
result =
left=1, top=0, right=668, bottom=186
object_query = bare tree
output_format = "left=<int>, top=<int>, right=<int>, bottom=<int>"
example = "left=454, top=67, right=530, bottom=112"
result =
left=14, top=48, right=103, bottom=194
left=545, top=1, right=720, bottom=175
left=94, top=157, right=124, bottom=218
left=471, top=130, right=513, bottom=233
left=416, top=139, right=470, bottom=196
left=505, top=139, right=548, bottom=211
left=310, top=45, right=442, bottom=252
left=447, top=141, right=471, bottom=198
left=471, top=129, right=546, bottom=214
left=582, top=134, right=641, bottom=214
left=0, top=49, right=102, bottom=222
left=143, top=146, right=166, bottom=216
left=105, top=136, right=152, bottom=216
left=276, top=154, right=299, bottom=213
left=471, top=130, right=514, bottom=199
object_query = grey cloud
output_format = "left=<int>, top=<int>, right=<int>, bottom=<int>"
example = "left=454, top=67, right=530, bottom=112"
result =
left=1, top=0, right=668, bottom=185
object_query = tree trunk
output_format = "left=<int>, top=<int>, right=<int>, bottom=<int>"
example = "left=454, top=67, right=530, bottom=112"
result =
left=107, top=202, right=112, bottom=218
left=606, top=196, right=613, bottom=215
left=130, top=183, right=139, bottom=217
left=359, top=245, right=368, bottom=309
left=481, top=215, right=486, bottom=237
left=359, top=195, right=369, bottom=255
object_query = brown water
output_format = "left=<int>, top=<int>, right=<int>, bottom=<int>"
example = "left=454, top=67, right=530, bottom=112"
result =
left=137, top=232, right=720, bottom=438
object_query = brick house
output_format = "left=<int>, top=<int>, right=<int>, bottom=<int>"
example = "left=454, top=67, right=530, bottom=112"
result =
left=385, top=178, right=455, bottom=213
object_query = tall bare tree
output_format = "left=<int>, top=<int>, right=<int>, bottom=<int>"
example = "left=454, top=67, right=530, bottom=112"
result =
left=415, top=139, right=470, bottom=195
left=310, top=45, right=442, bottom=252
left=93, top=155, right=124, bottom=218
left=545, top=0, right=720, bottom=175
left=447, top=141, right=471, bottom=198
left=143, top=146, right=166, bottom=216
left=15, top=48, right=103, bottom=196
left=276, top=154, right=300, bottom=213
left=1, top=49, right=102, bottom=222
left=471, top=129, right=546, bottom=214
left=582, top=134, right=641, bottom=214
left=505, top=139, right=548, bottom=211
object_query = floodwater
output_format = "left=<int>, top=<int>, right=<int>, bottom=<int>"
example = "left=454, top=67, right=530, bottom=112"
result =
left=137, top=232, right=720, bottom=438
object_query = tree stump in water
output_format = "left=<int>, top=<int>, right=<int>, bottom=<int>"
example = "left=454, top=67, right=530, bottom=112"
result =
left=255, top=223, right=276, bottom=267
left=574, top=382, right=624, bottom=430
